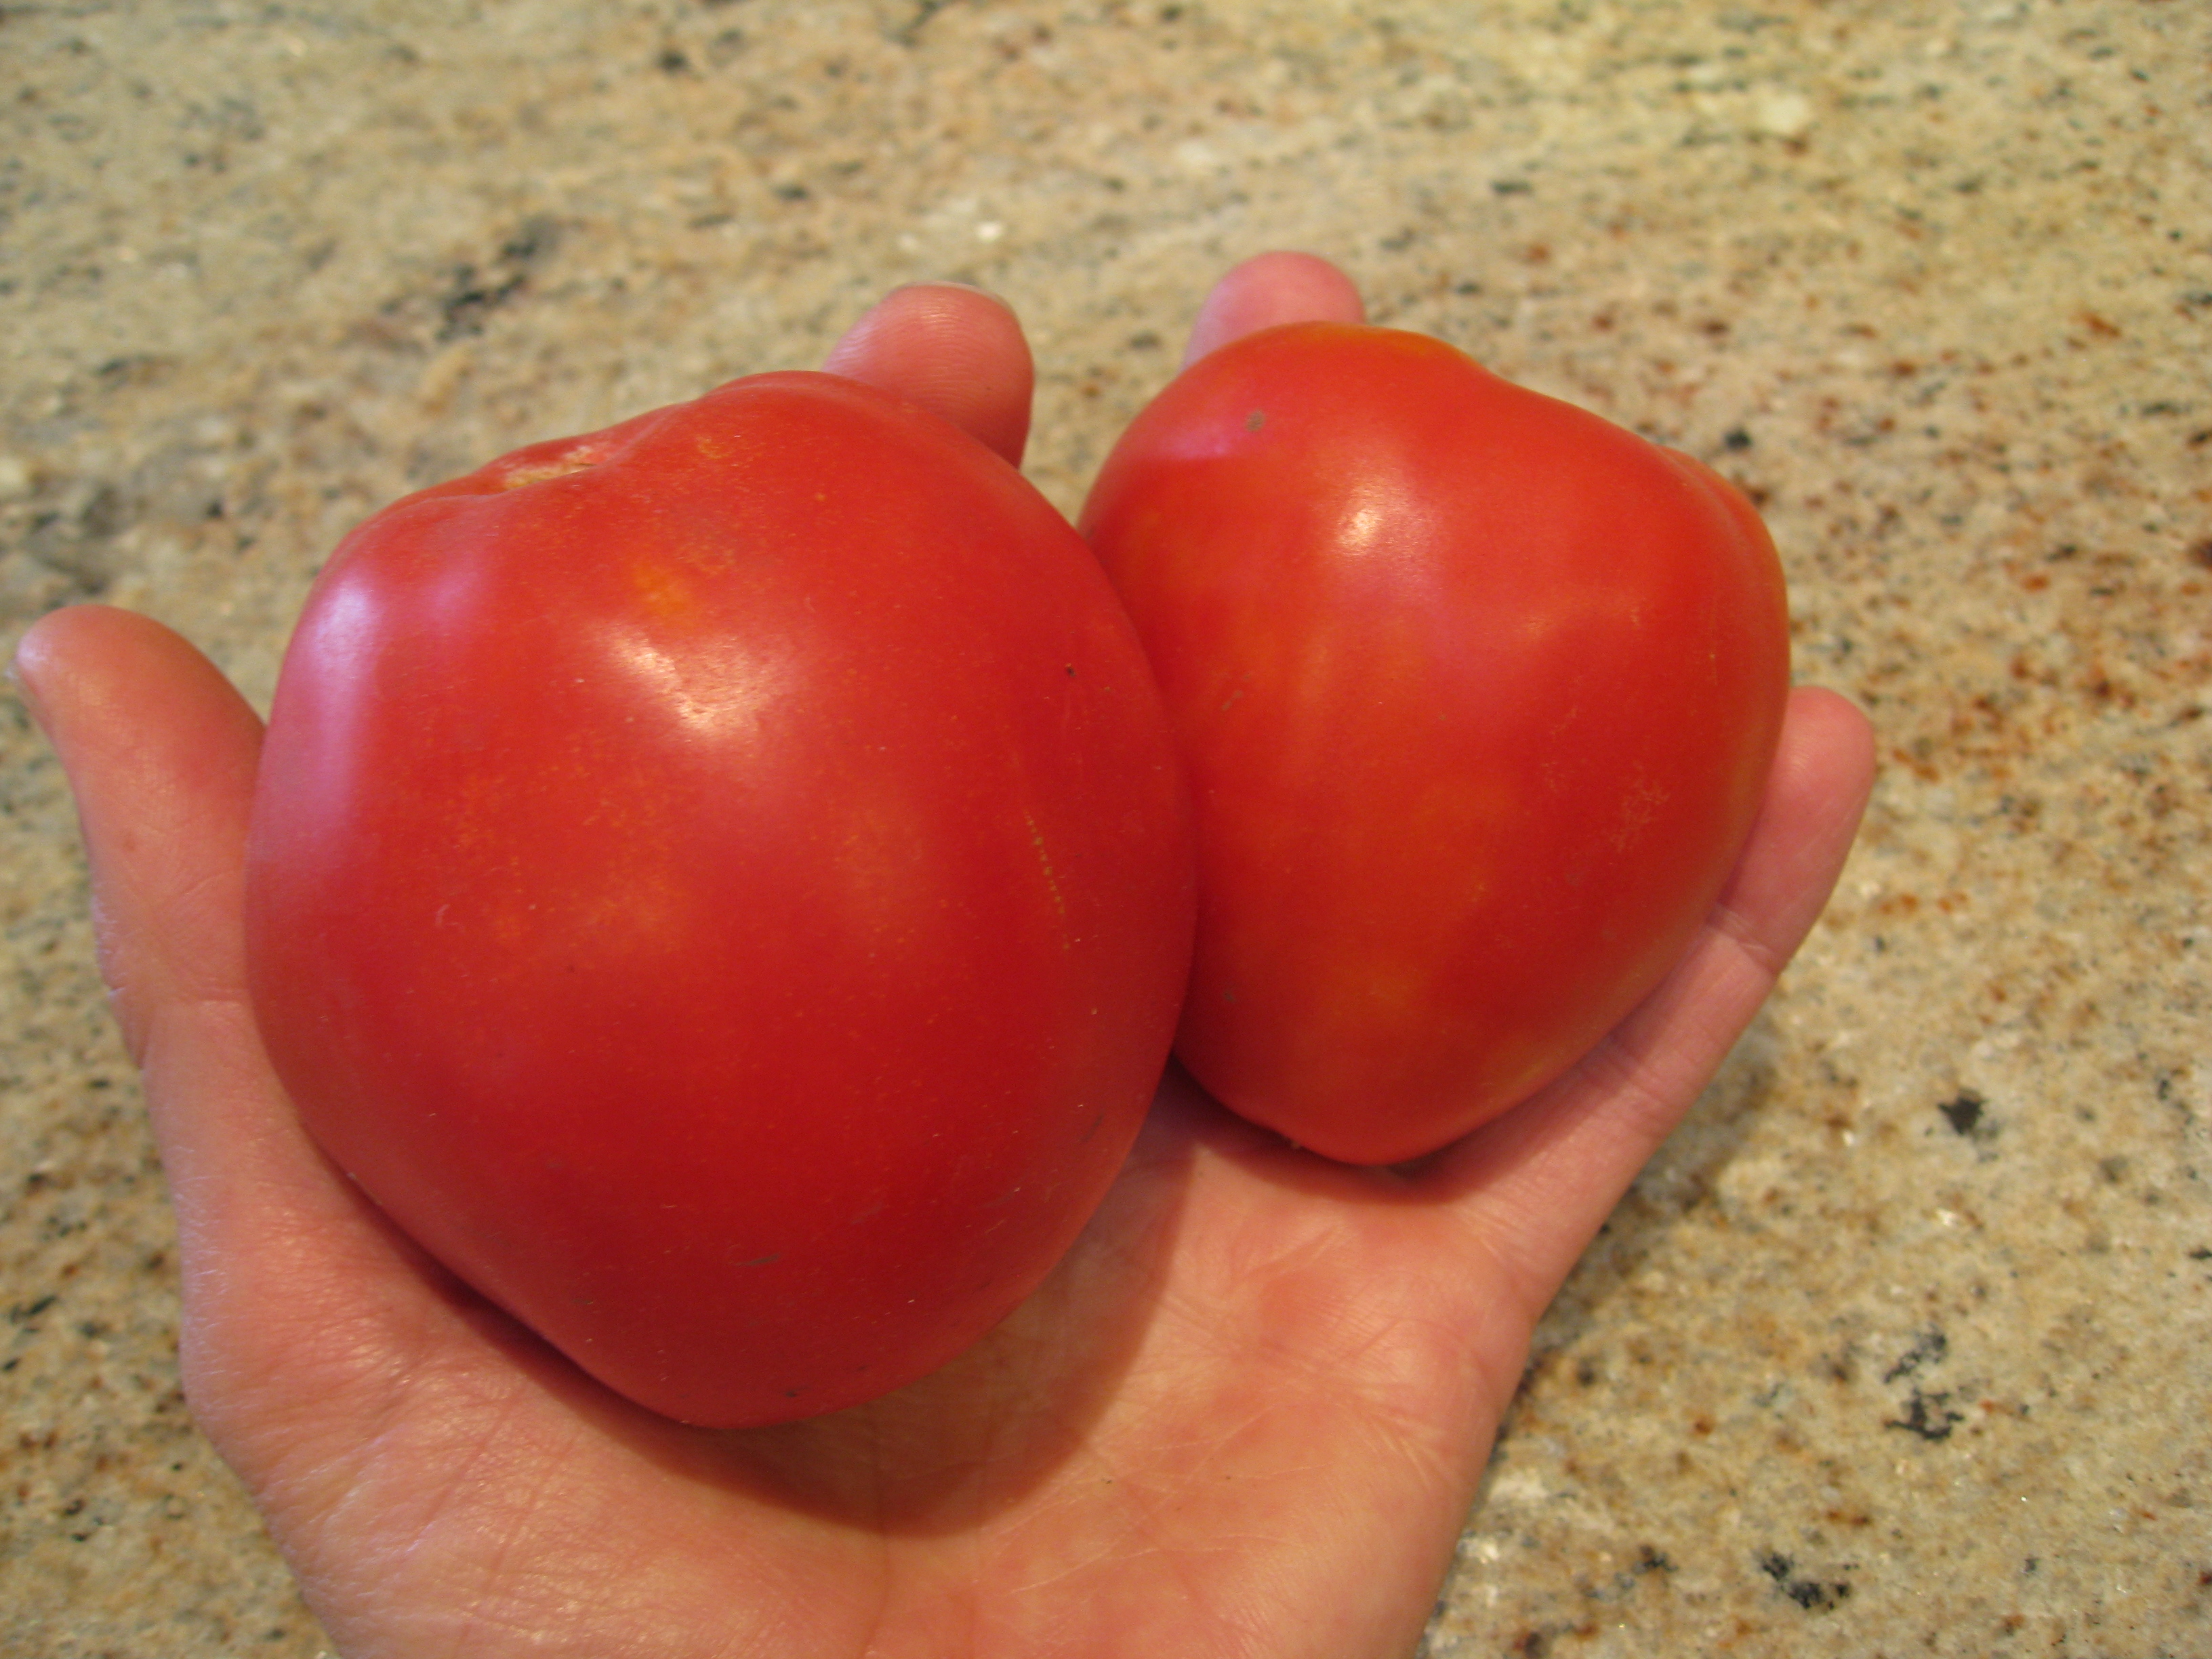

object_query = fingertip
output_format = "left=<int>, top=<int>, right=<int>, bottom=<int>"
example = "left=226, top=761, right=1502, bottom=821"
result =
left=15, top=605, right=265, bottom=1044
left=1183, top=251, right=1366, bottom=365
left=1788, top=682, right=1879, bottom=789
left=11, top=600, right=106, bottom=728
left=822, top=282, right=1034, bottom=466
left=1712, top=683, right=1879, bottom=976
left=1776, top=683, right=1879, bottom=859
left=14, top=603, right=263, bottom=787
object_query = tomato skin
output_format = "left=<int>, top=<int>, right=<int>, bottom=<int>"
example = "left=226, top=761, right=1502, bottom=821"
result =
left=245, top=372, right=1193, bottom=1427
left=1079, top=323, right=1788, bottom=1166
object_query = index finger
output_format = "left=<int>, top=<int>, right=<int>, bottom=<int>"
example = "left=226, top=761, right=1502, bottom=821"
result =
left=1183, top=251, right=1366, bottom=364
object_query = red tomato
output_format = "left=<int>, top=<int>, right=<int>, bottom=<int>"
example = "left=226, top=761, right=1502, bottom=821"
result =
left=1080, top=323, right=1789, bottom=1165
left=246, top=372, right=1193, bottom=1427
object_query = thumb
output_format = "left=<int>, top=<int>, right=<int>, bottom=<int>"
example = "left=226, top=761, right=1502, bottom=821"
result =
left=9, top=607, right=370, bottom=1317
left=13, top=604, right=484, bottom=1468
left=12, top=605, right=264, bottom=1073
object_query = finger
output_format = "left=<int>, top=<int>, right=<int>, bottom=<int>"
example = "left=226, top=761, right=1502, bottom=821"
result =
left=821, top=282, right=1033, bottom=466
left=9, top=605, right=360, bottom=1240
left=1183, top=250, right=1366, bottom=365
left=12, top=607, right=455, bottom=1429
left=1428, top=685, right=1878, bottom=1319
left=12, top=605, right=264, bottom=1068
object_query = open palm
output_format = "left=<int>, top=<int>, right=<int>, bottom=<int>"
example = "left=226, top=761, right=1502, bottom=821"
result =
left=14, top=255, right=1875, bottom=1659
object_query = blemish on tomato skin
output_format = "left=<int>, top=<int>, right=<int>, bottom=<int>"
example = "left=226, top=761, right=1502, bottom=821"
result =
left=492, top=444, right=605, bottom=489
left=1021, top=807, right=1070, bottom=929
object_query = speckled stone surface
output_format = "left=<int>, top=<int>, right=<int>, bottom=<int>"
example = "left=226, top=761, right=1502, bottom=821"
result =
left=3, top=3, right=2206, bottom=1654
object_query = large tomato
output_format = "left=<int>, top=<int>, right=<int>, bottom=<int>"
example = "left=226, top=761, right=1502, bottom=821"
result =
left=245, top=372, right=1194, bottom=1427
left=1080, top=323, right=1789, bottom=1166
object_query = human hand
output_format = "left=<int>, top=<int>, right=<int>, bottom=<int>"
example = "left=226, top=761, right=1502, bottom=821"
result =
left=12, top=253, right=1876, bottom=1659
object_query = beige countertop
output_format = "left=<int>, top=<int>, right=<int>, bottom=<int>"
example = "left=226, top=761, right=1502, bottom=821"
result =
left=3, top=3, right=2206, bottom=1654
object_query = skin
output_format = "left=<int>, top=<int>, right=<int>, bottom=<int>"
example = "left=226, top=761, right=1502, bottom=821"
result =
left=10, top=252, right=1877, bottom=1659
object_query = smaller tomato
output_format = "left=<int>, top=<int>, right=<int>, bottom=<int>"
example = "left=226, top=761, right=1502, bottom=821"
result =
left=1080, top=323, right=1790, bottom=1166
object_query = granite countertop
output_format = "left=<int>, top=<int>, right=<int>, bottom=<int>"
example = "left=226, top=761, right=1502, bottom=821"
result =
left=3, top=3, right=2206, bottom=1654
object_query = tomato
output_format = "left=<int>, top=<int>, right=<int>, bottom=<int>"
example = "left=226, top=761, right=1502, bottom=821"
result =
left=245, top=372, right=1194, bottom=1427
left=1079, top=323, right=1789, bottom=1166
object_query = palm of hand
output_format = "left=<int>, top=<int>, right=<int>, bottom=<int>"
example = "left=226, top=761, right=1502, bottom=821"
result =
left=15, top=257, right=1875, bottom=1659
left=231, top=1071, right=1513, bottom=1659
